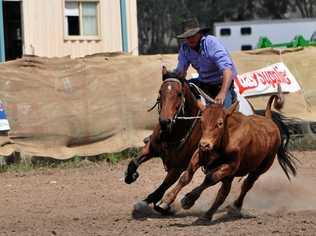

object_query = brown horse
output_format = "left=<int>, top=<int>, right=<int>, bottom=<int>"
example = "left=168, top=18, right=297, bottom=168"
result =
left=124, top=76, right=203, bottom=217
left=160, top=93, right=297, bottom=224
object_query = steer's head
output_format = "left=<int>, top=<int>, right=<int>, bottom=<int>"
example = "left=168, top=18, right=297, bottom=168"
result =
left=199, top=102, right=238, bottom=152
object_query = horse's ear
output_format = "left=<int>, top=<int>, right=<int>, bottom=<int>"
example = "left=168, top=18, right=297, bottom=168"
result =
left=226, top=101, right=239, bottom=115
left=162, top=66, right=168, bottom=81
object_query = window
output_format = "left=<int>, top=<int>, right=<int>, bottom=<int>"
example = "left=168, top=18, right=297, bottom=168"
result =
left=220, top=28, right=231, bottom=36
left=241, top=27, right=251, bottom=35
left=241, top=45, right=252, bottom=51
left=64, top=1, right=99, bottom=37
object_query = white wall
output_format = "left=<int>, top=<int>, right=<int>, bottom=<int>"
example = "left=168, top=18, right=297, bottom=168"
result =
left=22, top=0, right=138, bottom=58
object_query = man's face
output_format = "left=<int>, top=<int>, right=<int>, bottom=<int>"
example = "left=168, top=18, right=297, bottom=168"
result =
left=185, top=33, right=202, bottom=48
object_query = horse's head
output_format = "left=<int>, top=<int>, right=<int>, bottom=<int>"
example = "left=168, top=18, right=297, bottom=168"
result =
left=199, top=101, right=238, bottom=152
left=158, top=78, right=186, bottom=133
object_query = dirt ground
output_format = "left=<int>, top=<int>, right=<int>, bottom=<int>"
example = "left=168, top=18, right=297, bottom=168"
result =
left=0, top=151, right=315, bottom=236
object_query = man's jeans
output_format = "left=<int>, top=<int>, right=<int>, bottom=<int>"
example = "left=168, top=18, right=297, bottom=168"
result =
left=188, top=78, right=236, bottom=108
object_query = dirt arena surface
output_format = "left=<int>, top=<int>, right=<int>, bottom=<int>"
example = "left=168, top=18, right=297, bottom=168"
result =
left=0, top=151, right=315, bottom=236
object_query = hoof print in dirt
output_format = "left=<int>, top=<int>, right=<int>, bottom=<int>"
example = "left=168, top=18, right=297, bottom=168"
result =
left=132, top=201, right=160, bottom=219
left=226, top=204, right=256, bottom=219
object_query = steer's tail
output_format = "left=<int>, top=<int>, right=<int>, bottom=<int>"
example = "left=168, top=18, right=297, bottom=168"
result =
left=265, top=85, right=284, bottom=119
left=264, top=85, right=297, bottom=180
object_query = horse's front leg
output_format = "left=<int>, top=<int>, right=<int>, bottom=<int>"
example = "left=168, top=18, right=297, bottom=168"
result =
left=125, top=141, right=156, bottom=184
left=133, top=168, right=182, bottom=217
left=144, top=168, right=182, bottom=205
left=159, top=150, right=201, bottom=209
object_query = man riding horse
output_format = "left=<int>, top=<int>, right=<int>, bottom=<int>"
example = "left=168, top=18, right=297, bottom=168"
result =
left=124, top=18, right=239, bottom=218
left=171, top=18, right=237, bottom=109
left=124, top=18, right=295, bottom=219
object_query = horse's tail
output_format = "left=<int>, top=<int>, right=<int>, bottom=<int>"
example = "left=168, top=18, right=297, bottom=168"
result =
left=265, top=85, right=284, bottom=118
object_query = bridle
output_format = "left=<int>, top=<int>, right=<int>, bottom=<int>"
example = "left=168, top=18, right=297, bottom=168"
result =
left=149, top=78, right=201, bottom=150
left=148, top=78, right=200, bottom=121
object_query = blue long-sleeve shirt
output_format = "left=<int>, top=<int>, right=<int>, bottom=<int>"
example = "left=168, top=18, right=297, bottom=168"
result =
left=175, top=35, right=237, bottom=85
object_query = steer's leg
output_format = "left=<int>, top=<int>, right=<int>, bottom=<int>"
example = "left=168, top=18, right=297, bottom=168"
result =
left=159, top=150, right=221, bottom=209
left=193, top=177, right=234, bottom=225
left=159, top=150, right=201, bottom=209
left=228, top=154, right=275, bottom=217
left=181, top=161, right=237, bottom=210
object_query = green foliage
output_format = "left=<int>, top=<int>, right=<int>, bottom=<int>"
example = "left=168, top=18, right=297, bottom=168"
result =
left=0, top=148, right=141, bottom=173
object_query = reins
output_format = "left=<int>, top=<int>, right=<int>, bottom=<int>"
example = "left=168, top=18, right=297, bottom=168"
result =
left=148, top=79, right=217, bottom=120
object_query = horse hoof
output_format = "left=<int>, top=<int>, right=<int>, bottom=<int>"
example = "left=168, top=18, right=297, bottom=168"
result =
left=158, top=202, right=170, bottom=211
left=132, top=201, right=155, bottom=219
left=124, top=171, right=139, bottom=184
left=192, top=216, right=213, bottom=226
left=154, top=203, right=176, bottom=216
left=181, top=195, right=195, bottom=209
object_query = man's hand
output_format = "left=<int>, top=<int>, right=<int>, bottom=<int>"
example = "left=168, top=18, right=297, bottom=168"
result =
left=215, top=91, right=226, bottom=105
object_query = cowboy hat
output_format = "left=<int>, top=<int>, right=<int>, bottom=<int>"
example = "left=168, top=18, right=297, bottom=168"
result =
left=176, top=18, right=210, bottom=39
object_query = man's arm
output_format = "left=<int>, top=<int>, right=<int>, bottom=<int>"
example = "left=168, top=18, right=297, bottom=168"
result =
left=205, top=36, right=235, bottom=104
left=174, top=44, right=190, bottom=78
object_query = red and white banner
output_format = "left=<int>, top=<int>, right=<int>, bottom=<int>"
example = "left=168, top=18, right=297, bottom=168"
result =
left=234, top=63, right=301, bottom=97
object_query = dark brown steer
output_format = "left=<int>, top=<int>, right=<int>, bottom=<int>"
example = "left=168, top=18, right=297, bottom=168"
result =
left=160, top=93, right=297, bottom=224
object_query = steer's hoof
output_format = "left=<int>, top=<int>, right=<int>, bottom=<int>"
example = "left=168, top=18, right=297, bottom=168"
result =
left=226, top=204, right=255, bottom=219
left=181, top=195, right=195, bottom=209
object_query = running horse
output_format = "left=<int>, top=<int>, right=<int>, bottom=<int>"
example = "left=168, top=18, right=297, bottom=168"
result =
left=124, top=73, right=203, bottom=217
left=160, top=91, right=297, bottom=224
